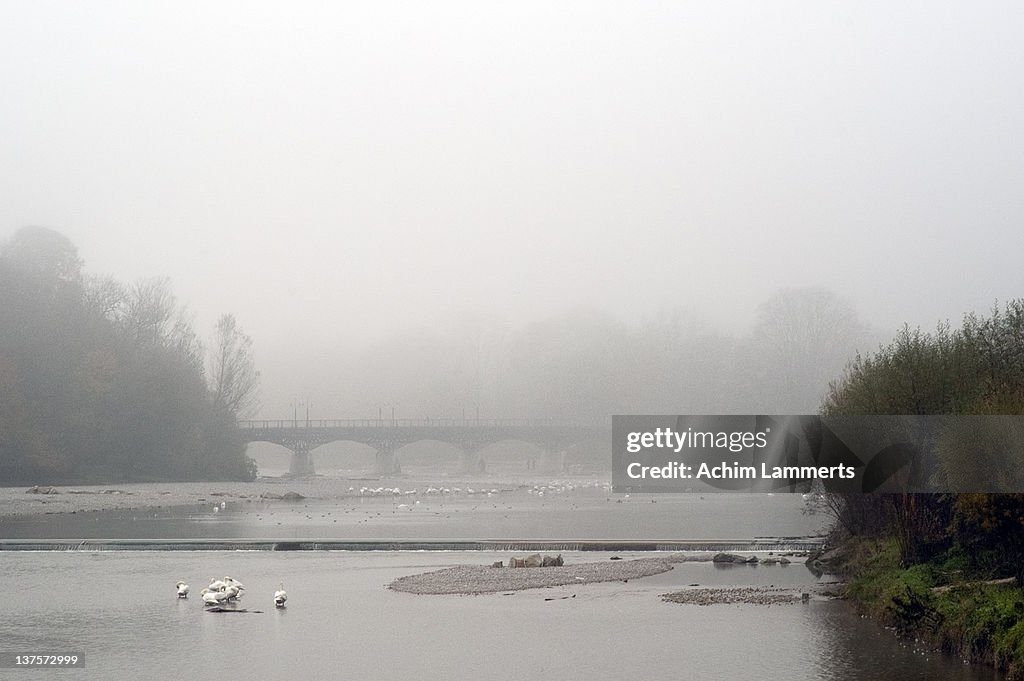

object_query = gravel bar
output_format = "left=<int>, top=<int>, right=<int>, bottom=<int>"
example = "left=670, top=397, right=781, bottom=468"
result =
left=662, top=586, right=821, bottom=606
left=389, top=556, right=682, bottom=595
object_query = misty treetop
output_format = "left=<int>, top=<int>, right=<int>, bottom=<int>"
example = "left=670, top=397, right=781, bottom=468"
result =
left=0, top=226, right=258, bottom=484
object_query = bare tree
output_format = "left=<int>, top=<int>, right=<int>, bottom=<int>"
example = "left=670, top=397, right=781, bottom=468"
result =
left=208, top=314, right=260, bottom=418
left=742, top=287, right=874, bottom=412
left=122, top=278, right=177, bottom=345
left=83, top=275, right=128, bottom=322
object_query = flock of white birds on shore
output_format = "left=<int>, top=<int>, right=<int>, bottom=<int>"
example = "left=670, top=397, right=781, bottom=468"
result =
left=341, top=481, right=613, bottom=498
left=348, top=485, right=502, bottom=497
left=175, top=577, right=286, bottom=611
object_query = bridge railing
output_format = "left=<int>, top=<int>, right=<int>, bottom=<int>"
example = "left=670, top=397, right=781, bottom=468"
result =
left=237, top=418, right=562, bottom=430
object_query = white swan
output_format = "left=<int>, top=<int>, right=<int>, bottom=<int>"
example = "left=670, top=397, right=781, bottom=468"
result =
left=274, top=583, right=287, bottom=608
left=202, top=585, right=241, bottom=607
left=208, top=578, right=227, bottom=592
left=175, top=581, right=189, bottom=598
left=200, top=588, right=224, bottom=606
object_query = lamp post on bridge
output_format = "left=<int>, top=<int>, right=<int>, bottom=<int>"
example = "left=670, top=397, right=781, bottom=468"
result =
left=292, top=398, right=312, bottom=428
left=377, top=404, right=395, bottom=426
left=461, top=405, right=480, bottom=425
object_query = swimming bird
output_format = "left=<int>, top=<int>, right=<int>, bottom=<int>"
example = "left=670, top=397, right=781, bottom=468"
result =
left=176, top=581, right=189, bottom=598
left=274, top=583, right=287, bottom=608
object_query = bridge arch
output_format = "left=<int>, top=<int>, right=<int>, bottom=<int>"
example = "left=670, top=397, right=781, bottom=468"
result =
left=245, top=442, right=294, bottom=477
left=307, top=441, right=378, bottom=474
left=393, top=440, right=465, bottom=475
left=237, top=420, right=606, bottom=477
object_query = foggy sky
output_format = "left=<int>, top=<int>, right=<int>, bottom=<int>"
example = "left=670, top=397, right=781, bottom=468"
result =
left=3, top=1, right=1023, bottom=417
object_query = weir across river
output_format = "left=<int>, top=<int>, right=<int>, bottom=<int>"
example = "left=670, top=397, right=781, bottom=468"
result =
left=237, top=419, right=608, bottom=476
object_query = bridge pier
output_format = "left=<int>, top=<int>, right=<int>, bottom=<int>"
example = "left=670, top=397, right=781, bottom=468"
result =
left=375, top=447, right=401, bottom=476
left=288, top=441, right=316, bottom=477
left=461, top=448, right=487, bottom=474
left=539, top=448, right=566, bottom=474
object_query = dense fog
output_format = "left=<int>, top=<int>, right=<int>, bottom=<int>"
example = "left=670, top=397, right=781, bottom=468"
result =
left=3, top=2, right=1022, bottom=428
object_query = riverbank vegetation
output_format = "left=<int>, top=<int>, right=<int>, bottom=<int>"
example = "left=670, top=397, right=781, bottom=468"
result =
left=822, top=300, right=1024, bottom=678
left=831, top=537, right=1024, bottom=678
left=0, top=227, right=257, bottom=484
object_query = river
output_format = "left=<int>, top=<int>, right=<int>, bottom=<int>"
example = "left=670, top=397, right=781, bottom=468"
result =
left=0, top=477, right=826, bottom=540
left=0, top=477, right=1005, bottom=680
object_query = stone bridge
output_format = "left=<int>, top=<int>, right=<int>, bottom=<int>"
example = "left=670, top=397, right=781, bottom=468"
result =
left=238, top=419, right=607, bottom=476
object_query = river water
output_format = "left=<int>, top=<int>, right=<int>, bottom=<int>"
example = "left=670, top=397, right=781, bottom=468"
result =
left=0, top=480, right=1005, bottom=680
left=0, top=480, right=828, bottom=540
left=0, top=551, right=1002, bottom=681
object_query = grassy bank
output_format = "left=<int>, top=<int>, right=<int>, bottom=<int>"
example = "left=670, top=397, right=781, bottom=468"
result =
left=839, top=537, right=1024, bottom=679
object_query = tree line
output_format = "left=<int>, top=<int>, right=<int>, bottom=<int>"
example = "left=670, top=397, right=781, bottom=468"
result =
left=823, top=301, right=1024, bottom=584
left=331, top=287, right=877, bottom=421
left=0, top=227, right=258, bottom=484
